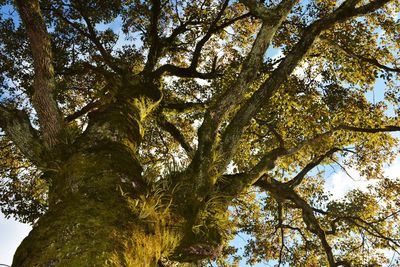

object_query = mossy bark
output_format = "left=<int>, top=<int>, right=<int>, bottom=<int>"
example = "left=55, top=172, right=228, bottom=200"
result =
left=11, top=81, right=177, bottom=266
left=11, top=149, right=225, bottom=266
left=12, top=148, right=179, bottom=266
left=12, top=80, right=228, bottom=266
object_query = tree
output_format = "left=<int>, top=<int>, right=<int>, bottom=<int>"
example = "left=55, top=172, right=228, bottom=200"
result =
left=1, top=0, right=400, bottom=265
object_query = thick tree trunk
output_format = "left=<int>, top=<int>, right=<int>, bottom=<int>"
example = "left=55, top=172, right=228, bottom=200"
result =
left=11, top=81, right=181, bottom=266
left=12, top=79, right=227, bottom=266
left=12, top=151, right=180, bottom=266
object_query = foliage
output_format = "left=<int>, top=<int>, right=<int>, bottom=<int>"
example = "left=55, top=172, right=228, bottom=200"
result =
left=1, top=0, right=400, bottom=266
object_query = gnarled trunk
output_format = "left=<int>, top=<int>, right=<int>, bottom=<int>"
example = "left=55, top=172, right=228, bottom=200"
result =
left=12, top=149, right=181, bottom=266
left=12, top=79, right=227, bottom=266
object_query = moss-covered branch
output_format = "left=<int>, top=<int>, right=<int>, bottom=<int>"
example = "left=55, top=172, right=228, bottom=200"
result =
left=0, top=105, right=44, bottom=166
left=220, top=123, right=400, bottom=198
left=156, top=113, right=194, bottom=155
left=188, top=0, right=298, bottom=191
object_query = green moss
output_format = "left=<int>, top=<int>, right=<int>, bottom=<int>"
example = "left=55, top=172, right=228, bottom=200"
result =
left=13, top=147, right=186, bottom=266
left=13, top=189, right=183, bottom=267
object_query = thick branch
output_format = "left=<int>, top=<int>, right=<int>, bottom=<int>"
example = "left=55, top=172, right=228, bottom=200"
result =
left=14, top=0, right=64, bottom=149
left=152, top=64, right=219, bottom=79
left=162, top=101, right=207, bottom=112
left=190, top=0, right=298, bottom=185
left=219, top=0, right=391, bottom=171
left=210, top=0, right=298, bottom=119
left=221, top=129, right=334, bottom=195
left=0, top=106, right=44, bottom=166
left=220, top=123, right=400, bottom=197
left=143, top=0, right=162, bottom=72
left=65, top=100, right=102, bottom=122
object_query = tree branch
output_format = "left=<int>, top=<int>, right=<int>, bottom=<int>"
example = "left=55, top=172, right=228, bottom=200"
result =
left=189, top=0, right=298, bottom=187
left=152, top=64, right=219, bottom=79
left=77, top=10, right=121, bottom=73
left=65, top=100, right=102, bottom=122
left=156, top=113, right=194, bottom=155
left=219, top=123, right=400, bottom=197
left=218, top=0, right=391, bottom=174
left=51, top=7, right=120, bottom=73
left=277, top=202, right=285, bottom=267
left=189, top=0, right=230, bottom=70
left=322, top=37, right=400, bottom=73
left=255, top=178, right=337, bottom=267
left=325, top=213, right=400, bottom=253
left=223, top=129, right=334, bottom=195
left=0, top=105, right=44, bottom=166
left=152, top=3, right=251, bottom=78
left=14, top=0, right=64, bottom=149
left=267, top=125, right=285, bottom=148
left=162, top=101, right=207, bottom=112
left=161, top=19, right=200, bottom=46
left=285, top=148, right=340, bottom=188
left=337, top=124, right=400, bottom=133
left=143, top=0, right=162, bottom=73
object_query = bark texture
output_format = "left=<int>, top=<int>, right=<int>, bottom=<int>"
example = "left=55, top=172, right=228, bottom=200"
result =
left=13, top=152, right=177, bottom=266
left=14, top=0, right=64, bottom=149
left=11, top=78, right=227, bottom=266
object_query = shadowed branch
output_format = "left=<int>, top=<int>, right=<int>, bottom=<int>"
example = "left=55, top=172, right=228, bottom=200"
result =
left=0, top=105, right=44, bottom=166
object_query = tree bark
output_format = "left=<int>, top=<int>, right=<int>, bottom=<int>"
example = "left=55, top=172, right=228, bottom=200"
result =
left=11, top=78, right=226, bottom=266
left=11, top=148, right=224, bottom=266
left=11, top=76, right=176, bottom=265
left=12, top=143, right=179, bottom=266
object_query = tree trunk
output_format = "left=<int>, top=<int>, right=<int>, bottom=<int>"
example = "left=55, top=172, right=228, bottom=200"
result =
left=11, top=84, right=183, bottom=266
left=12, top=80, right=227, bottom=266
left=12, top=150, right=181, bottom=266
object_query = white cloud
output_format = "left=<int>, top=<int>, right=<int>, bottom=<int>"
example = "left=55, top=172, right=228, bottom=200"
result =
left=293, top=61, right=323, bottom=82
left=325, top=159, right=400, bottom=200
left=326, top=168, right=376, bottom=199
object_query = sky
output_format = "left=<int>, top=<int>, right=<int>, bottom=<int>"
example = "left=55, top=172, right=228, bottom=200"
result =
left=0, top=214, right=31, bottom=266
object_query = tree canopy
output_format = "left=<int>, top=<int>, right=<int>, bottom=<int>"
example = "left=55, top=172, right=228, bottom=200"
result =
left=1, top=0, right=400, bottom=266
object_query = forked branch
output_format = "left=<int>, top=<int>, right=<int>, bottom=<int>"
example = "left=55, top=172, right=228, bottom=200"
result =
left=255, top=178, right=337, bottom=266
left=156, top=113, right=194, bottom=155
left=191, top=0, right=298, bottom=183
left=285, top=148, right=340, bottom=188
left=219, top=0, right=391, bottom=172
left=220, top=123, right=400, bottom=197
